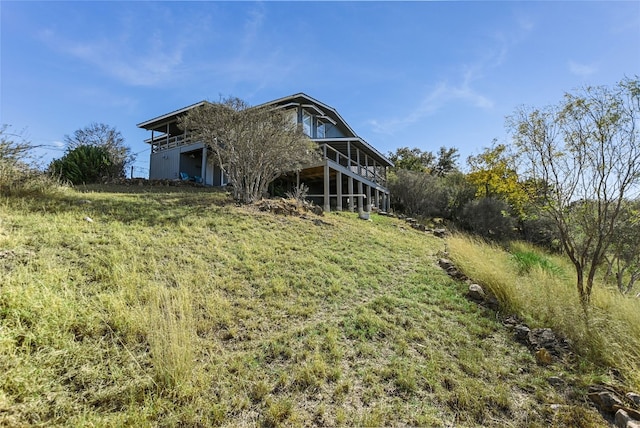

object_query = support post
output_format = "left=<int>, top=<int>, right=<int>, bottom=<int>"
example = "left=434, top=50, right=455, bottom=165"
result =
left=375, top=188, right=380, bottom=210
left=336, top=171, right=343, bottom=211
left=373, top=160, right=378, bottom=183
left=324, top=162, right=331, bottom=212
left=366, top=184, right=372, bottom=212
left=202, top=147, right=207, bottom=185
left=357, top=181, right=364, bottom=213
left=365, top=154, right=369, bottom=178
left=348, top=176, right=354, bottom=212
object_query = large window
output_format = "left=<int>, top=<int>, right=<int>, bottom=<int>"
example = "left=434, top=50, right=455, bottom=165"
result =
left=302, top=111, right=312, bottom=137
left=317, top=121, right=325, bottom=139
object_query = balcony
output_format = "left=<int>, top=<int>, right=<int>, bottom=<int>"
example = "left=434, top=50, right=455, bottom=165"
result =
left=319, top=143, right=387, bottom=187
left=148, top=134, right=195, bottom=153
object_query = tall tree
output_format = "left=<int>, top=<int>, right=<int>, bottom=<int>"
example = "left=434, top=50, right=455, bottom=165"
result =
left=432, top=146, right=460, bottom=176
left=388, top=147, right=435, bottom=173
left=179, top=97, right=320, bottom=204
left=388, top=146, right=459, bottom=175
left=466, top=142, right=530, bottom=218
left=64, top=123, right=133, bottom=178
left=509, top=77, right=640, bottom=305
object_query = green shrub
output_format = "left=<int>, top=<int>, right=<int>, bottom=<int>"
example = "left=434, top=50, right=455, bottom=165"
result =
left=460, top=197, right=515, bottom=241
left=49, top=144, right=113, bottom=184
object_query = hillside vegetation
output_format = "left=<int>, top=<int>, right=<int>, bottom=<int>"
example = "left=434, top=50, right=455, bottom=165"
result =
left=0, top=186, right=615, bottom=426
left=447, top=235, right=640, bottom=391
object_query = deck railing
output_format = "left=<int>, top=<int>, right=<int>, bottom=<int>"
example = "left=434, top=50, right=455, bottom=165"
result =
left=319, top=143, right=387, bottom=186
left=147, top=136, right=386, bottom=186
left=149, top=135, right=194, bottom=153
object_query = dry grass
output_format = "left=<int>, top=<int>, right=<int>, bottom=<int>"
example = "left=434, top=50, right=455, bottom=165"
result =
left=447, top=234, right=640, bottom=391
left=0, top=186, right=610, bottom=426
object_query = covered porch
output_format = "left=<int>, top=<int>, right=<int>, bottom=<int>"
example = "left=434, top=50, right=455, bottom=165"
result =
left=294, top=160, right=390, bottom=213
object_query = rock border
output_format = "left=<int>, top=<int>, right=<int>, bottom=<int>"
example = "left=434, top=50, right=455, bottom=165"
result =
left=437, top=256, right=640, bottom=427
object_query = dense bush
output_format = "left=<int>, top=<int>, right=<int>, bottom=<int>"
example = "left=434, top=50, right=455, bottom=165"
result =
left=49, top=144, right=113, bottom=185
left=64, top=123, right=133, bottom=179
left=389, top=170, right=475, bottom=220
left=460, top=197, right=515, bottom=241
left=388, top=170, right=438, bottom=216
left=520, top=217, right=561, bottom=251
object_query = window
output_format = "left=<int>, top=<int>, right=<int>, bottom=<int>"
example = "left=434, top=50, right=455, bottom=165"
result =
left=302, top=111, right=312, bottom=137
left=317, top=121, right=325, bottom=139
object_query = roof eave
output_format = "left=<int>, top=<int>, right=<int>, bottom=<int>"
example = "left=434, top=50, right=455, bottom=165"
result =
left=136, top=100, right=209, bottom=129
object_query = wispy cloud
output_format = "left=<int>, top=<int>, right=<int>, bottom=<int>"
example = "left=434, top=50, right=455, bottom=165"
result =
left=369, top=76, right=494, bottom=135
left=206, top=4, right=298, bottom=96
left=36, top=3, right=296, bottom=94
left=369, top=16, right=532, bottom=136
left=368, top=55, right=497, bottom=135
left=38, top=27, right=186, bottom=87
left=568, top=60, right=598, bottom=78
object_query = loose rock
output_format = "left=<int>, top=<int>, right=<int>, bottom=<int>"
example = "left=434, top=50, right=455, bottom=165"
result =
left=433, top=228, right=447, bottom=238
left=467, top=283, right=486, bottom=302
left=626, top=392, right=640, bottom=406
left=547, top=376, right=565, bottom=387
left=615, top=409, right=640, bottom=428
left=589, top=385, right=625, bottom=413
left=513, top=324, right=531, bottom=343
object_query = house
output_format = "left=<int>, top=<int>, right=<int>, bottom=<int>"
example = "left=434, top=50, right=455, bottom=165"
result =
left=137, top=93, right=393, bottom=212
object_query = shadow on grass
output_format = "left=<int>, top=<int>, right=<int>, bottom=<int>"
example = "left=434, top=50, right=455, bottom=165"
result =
left=76, top=183, right=224, bottom=195
left=5, top=185, right=237, bottom=227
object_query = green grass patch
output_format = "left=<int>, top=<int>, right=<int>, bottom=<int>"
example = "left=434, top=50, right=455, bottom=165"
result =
left=511, top=244, right=564, bottom=276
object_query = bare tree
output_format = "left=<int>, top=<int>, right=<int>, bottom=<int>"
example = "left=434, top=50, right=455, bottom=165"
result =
left=179, top=97, right=320, bottom=204
left=0, top=125, right=36, bottom=165
left=510, top=77, right=640, bottom=305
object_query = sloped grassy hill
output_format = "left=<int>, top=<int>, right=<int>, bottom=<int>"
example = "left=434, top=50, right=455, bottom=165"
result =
left=0, top=186, right=604, bottom=427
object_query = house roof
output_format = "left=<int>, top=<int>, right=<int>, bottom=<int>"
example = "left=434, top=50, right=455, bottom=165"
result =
left=137, top=93, right=393, bottom=167
left=257, top=93, right=358, bottom=137
left=136, top=100, right=209, bottom=133
left=259, top=93, right=393, bottom=167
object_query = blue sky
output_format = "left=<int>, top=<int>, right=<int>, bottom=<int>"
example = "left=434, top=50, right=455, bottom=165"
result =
left=2, top=1, right=639, bottom=177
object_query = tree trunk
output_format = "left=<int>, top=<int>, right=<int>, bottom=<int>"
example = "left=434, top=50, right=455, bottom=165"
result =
left=574, top=265, right=589, bottom=306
